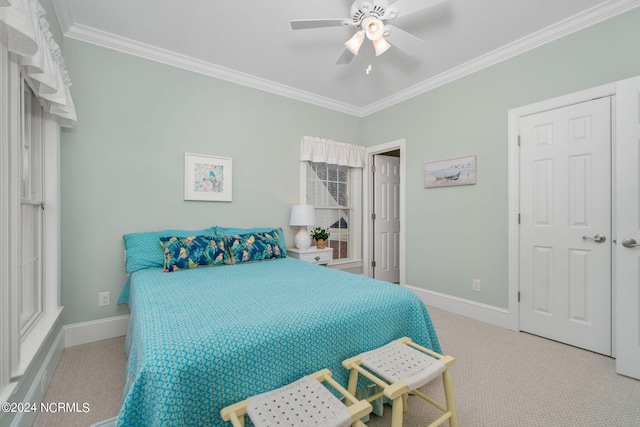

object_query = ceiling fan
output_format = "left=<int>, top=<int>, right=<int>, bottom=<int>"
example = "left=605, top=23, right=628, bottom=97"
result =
left=290, top=0, right=447, bottom=65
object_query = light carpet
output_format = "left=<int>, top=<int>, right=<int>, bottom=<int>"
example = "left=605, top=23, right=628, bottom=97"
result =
left=33, top=307, right=640, bottom=426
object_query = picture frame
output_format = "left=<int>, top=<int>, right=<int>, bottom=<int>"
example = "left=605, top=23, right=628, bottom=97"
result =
left=424, top=155, right=477, bottom=188
left=184, top=152, right=232, bottom=202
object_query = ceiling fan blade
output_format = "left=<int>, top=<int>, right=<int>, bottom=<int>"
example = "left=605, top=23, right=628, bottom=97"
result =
left=384, top=25, right=425, bottom=55
left=290, top=19, right=350, bottom=30
left=387, top=0, right=448, bottom=19
left=335, top=48, right=355, bottom=65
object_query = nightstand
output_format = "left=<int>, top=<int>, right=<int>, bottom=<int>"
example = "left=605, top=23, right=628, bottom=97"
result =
left=287, top=247, right=334, bottom=266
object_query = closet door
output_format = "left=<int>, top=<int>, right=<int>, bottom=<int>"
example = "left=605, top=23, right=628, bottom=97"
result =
left=519, top=97, right=612, bottom=356
left=615, top=76, right=640, bottom=380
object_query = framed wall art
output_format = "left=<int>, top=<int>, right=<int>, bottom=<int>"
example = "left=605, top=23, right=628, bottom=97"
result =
left=424, top=155, right=477, bottom=188
left=184, top=153, right=232, bottom=201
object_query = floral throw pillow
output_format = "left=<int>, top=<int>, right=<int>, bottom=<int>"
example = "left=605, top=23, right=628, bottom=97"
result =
left=225, top=232, right=285, bottom=264
left=159, top=235, right=229, bottom=272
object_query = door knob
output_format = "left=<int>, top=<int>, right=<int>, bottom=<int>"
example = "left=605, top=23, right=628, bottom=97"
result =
left=582, top=234, right=606, bottom=243
left=622, top=238, right=640, bottom=248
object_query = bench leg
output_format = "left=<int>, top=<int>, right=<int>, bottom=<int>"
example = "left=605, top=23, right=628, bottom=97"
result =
left=391, top=395, right=404, bottom=427
left=443, top=369, right=458, bottom=427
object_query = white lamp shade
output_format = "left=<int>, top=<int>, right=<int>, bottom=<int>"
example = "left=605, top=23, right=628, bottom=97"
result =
left=290, top=204, right=316, bottom=226
left=364, top=17, right=385, bottom=41
left=345, top=30, right=365, bottom=55
left=373, top=37, right=391, bottom=56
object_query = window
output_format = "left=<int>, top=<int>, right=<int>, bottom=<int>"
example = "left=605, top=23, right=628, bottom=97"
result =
left=304, top=161, right=362, bottom=265
left=1, top=2, right=71, bottom=402
left=19, top=82, right=44, bottom=336
left=1, top=38, right=62, bottom=402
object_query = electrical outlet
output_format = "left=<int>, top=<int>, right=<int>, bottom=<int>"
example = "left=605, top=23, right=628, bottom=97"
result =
left=472, top=279, right=481, bottom=292
left=99, top=291, right=110, bottom=307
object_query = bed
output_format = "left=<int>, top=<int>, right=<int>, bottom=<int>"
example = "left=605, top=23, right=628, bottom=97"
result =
left=115, top=227, right=441, bottom=427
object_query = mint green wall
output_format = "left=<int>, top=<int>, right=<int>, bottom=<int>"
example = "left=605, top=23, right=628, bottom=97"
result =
left=361, top=9, right=640, bottom=308
left=39, top=0, right=61, bottom=46
left=59, top=39, right=361, bottom=325
left=59, top=8, right=640, bottom=325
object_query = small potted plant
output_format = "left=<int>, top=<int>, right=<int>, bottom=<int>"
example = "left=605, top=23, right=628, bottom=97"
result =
left=310, top=227, right=330, bottom=249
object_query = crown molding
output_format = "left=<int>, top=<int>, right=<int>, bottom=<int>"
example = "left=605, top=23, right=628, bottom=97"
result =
left=50, top=0, right=362, bottom=116
left=52, top=0, right=640, bottom=118
left=362, top=0, right=640, bottom=115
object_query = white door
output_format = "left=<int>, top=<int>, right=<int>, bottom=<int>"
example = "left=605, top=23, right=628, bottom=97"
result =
left=519, top=97, right=612, bottom=356
left=615, top=76, right=640, bottom=379
left=373, top=155, right=400, bottom=283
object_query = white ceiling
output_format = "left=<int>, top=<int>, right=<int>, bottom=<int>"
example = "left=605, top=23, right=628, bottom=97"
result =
left=51, top=0, right=640, bottom=116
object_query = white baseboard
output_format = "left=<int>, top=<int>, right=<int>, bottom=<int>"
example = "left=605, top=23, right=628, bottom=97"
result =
left=405, top=285, right=516, bottom=331
left=63, top=315, right=130, bottom=348
left=6, top=317, right=128, bottom=426
left=10, top=328, right=65, bottom=427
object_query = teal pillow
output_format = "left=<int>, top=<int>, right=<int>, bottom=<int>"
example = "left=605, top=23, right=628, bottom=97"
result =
left=123, top=227, right=218, bottom=274
left=159, top=235, right=229, bottom=272
left=225, top=232, right=285, bottom=264
left=216, top=226, right=287, bottom=257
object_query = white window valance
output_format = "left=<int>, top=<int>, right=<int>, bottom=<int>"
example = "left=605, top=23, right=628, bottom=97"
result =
left=0, top=0, right=76, bottom=126
left=300, top=136, right=366, bottom=168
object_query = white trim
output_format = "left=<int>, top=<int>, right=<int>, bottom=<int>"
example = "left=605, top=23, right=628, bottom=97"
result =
left=406, top=284, right=513, bottom=330
left=63, top=315, right=130, bottom=348
left=1, top=21, right=11, bottom=402
left=43, top=115, right=61, bottom=311
left=299, top=158, right=364, bottom=265
left=610, top=92, right=618, bottom=359
left=507, top=83, right=617, bottom=332
left=328, top=260, right=363, bottom=271
left=15, top=308, right=63, bottom=377
left=59, top=23, right=363, bottom=117
left=362, top=0, right=640, bottom=116
left=8, top=50, right=20, bottom=377
left=0, top=382, right=17, bottom=407
left=506, top=109, right=521, bottom=332
left=7, top=327, right=64, bottom=427
left=364, top=139, right=406, bottom=284
left=51, top=0, right=640, bottom=117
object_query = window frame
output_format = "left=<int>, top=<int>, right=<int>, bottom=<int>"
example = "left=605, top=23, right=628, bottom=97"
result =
left=19, top=80, right=45, bottom=337
left=299, top=161, right=363, bottom=269
left=0, top=29, right=63, bottom=402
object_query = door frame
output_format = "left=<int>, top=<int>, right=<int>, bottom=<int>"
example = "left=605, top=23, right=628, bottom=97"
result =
left=507, top=83, right=617, bottom=354
left=363, top=138, right=406, bottom=283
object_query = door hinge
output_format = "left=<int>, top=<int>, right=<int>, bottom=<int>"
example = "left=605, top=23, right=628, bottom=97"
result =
left=518, top=291, right=521, bottom=303
left=371, top=165, right=376, bottom=173
left=518, top=213, right=521, bottom=224
left=517, top=135, right=521, bottom=146
left=371, top=260, right=376, bottom=268
left=371, top=213, right=376, bottom=220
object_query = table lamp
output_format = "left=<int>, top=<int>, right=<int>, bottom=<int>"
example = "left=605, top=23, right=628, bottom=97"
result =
left=289, top=204, right=316, bottom=249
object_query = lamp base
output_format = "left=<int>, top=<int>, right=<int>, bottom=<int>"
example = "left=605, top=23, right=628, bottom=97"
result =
left=294, top=227, right=312, bottom=249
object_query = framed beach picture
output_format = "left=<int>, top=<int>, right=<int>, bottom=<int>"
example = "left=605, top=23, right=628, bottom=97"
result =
left=184, top=153, right=232, bottom=201
left=424, top=155, right=477, bottom=188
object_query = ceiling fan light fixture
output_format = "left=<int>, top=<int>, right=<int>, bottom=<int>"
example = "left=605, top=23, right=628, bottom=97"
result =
left=345, top=30, right=365, bottom=55
left=363, top=17, right=384, bottom=41
left=373, top=36, right=391, bottom=56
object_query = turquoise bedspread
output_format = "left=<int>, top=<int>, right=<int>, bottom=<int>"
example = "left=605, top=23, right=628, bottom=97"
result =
left=115, top=257, right=440, bottom=427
